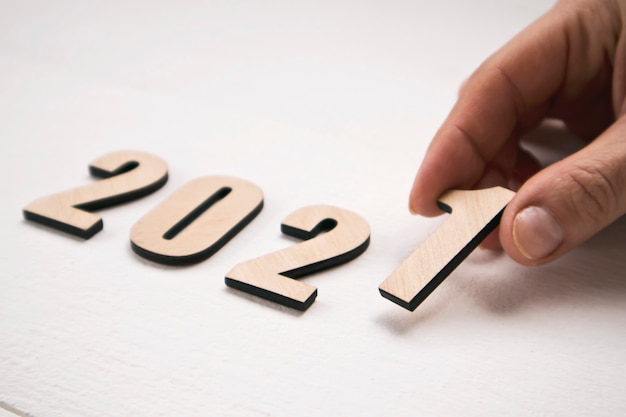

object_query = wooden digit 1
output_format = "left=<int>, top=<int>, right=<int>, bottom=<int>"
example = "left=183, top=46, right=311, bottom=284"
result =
left=225, top=205, right=371, bottom=311
left=379, top=186, right=516, bottom=311
left=23, top=150, right=168, bottom=239
left=130, top=176, right=263, bottom=265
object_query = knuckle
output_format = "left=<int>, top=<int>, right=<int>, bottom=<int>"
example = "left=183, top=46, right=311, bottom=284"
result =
left=562, top=163, right=621, bottom=226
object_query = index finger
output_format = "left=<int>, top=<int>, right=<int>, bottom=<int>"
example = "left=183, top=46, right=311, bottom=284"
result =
left=409, top=5, right=568, bottom=216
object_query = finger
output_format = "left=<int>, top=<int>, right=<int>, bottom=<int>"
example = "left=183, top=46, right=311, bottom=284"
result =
left=559, top=86, right=615, bottom=141
left=511, top=146, right=542, bottom=188
left=477, top=147, right=541, bottom=251
left=480, top=226, right=503, bottom=251
left=500, top=116, right=626, bottom=265
left=410, top=7, right=568, bottom=216
left=408, top=0, right=625, bottom=217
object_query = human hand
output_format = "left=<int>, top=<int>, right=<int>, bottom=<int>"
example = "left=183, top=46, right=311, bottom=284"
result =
left=409, top=0, right=626, bottom=265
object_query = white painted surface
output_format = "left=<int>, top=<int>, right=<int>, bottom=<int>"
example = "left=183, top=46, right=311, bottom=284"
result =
left=0, top=407, right=19, bottom=417
left=2, top=0, right=625, bottom=416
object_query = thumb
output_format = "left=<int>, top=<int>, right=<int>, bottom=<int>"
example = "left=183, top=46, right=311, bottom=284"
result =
left=500, top=117, right=626, bottom=265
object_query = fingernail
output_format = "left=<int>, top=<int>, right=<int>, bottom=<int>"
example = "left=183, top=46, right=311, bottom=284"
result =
left=513, top=206, right=564, bottom=260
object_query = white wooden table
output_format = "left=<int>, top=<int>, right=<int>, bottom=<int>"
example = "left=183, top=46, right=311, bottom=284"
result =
left=2, top=1, right=625, bottom=416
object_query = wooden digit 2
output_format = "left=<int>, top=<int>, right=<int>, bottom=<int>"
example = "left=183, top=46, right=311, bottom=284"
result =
left=225, top=205, right=371, bottom=311
left=379, top=186, right=515, bottom=311
left=23, top=150, right=168, bottom=239
left=130, top=176, right=264, bottom=265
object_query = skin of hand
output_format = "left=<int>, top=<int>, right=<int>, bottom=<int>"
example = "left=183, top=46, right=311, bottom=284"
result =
left=409, top=0, right=626, bottom=266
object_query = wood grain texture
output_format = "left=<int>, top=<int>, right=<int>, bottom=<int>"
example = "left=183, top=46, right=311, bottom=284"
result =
left=225, top=205, right=370, bottom=311
left=23, top=150, right=168, bottom=239
left=130, top=176, right=263, bottom=265
left=379, top=187, right=515, bottom=311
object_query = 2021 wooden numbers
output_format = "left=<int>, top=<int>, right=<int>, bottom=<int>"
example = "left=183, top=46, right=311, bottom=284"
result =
left=23, top=150, right=514, bottom=312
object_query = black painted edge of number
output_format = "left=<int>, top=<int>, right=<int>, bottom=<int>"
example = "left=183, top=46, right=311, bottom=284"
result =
left=224, top=235, right=371, bottom=311
left=77, top=171, right=169, bottom=211
left=281, top=235, right=371, bottom=279
left=130, top=199, right=264, bottom=266
left=379, top=207, right=506, bottom=312
left=22, top=170, right=168, bottom=240
left=224, top=278, right=318, bottom=311
left=22, top=210, right=104, bottom=239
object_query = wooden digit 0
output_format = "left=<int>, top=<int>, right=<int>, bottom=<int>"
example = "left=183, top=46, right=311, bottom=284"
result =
left=379, top=186, right=515, bottom=311
left=130, top=176, right=264, bottom=265
left=23, top=150, right=168, bottom=239
left=225, top=205, right=371, bottom=311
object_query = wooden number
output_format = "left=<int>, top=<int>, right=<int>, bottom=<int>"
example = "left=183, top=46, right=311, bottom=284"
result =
left=379, top=186, right=515, bottom=311
left=23, top=150, right=168, bottom=239
left=130, top=176, right=264, bottom=265
left=225, top=205, right=371, bottom=311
